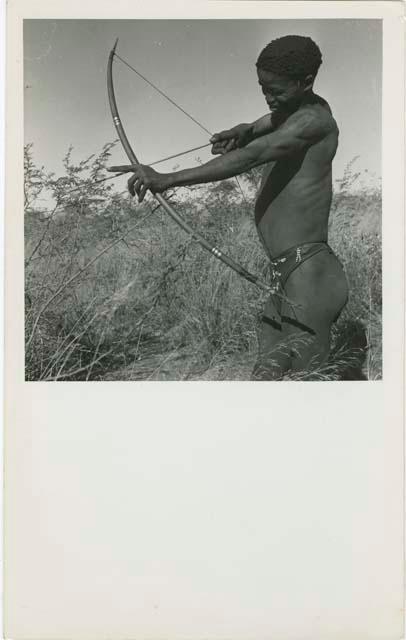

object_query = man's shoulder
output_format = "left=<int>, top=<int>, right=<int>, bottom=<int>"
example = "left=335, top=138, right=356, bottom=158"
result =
left=302, top=96, right=337, bottom=130
left=292, top=100, right=338, bottom=138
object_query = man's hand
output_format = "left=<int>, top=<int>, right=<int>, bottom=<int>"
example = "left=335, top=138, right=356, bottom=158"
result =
left=108, top=164, right=169, bottom=202
left=210, top=123, right=254, bottom=155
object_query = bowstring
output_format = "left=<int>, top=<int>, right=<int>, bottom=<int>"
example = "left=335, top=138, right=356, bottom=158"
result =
left=114, top=52, right=250, bottom=209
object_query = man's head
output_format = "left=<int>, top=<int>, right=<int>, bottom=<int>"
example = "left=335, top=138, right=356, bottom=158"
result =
left=256, top=35, right=322, bottom=115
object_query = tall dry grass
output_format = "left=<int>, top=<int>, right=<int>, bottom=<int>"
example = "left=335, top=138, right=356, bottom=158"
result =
left=24, top=145, right=381, bottom=381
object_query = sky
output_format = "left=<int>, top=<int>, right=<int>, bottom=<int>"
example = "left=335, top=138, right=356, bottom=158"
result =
left=24, top=19, right=382, bottom=201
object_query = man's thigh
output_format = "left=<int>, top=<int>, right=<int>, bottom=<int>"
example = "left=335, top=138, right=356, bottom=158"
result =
left=257, top=296, right=292, bottom=371
left=279, top=250, right=348, bottom=367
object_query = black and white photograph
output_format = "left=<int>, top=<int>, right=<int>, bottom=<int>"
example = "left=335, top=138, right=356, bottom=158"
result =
left=24, top=18, right=382, bottom=381
left=3, top=2, right=405, bottom=639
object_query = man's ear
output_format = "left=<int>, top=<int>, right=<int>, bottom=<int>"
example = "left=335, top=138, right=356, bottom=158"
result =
left=301, top=74, right=314, bottom=92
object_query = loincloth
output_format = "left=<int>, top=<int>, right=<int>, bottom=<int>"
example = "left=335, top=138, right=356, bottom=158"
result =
left=267, top=241, right=335, bottom=317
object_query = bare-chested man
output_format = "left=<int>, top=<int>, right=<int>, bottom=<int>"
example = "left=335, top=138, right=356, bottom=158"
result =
left=109, top=35, right=348, bottom=380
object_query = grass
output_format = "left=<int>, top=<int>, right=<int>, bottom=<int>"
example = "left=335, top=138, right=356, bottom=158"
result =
left=24, top=146, right=382, bottom=381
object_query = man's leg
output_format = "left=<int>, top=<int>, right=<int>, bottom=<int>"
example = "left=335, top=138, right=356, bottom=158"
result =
left=251, top=296, right=292, bottom=380
left=282, top=321, right=331, bottom=373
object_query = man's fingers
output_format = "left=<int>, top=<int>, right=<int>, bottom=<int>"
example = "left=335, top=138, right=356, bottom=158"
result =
left=128, top=174, right=141, bottom=197
left=138, top=184, right=149, bottom=203
left=211, top=138, right=236, bottom=155
left=111, top=163, right=158, bottom=201
left=211, top=141, right=226, bottom=155
left=127, top=173, right=151, bottom=201
left=210, top=129, right=235, bottom=144
left=225, top=139, right=236, bottom=152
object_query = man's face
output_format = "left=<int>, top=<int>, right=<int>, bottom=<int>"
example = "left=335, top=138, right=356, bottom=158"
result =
left=257, top=68, right=308, bottom=115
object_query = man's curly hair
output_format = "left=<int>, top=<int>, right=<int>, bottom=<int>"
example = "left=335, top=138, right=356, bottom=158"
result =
left=256, top=35, right=322, bottom=80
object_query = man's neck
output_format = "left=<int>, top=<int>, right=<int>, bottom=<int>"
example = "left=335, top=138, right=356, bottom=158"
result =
left=273, top=91, right=316, bottom=125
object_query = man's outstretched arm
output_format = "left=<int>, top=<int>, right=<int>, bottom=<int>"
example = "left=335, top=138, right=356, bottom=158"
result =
left=109, top=108, right=332, bottom=201
left=163, top=110, right=331, bottom=185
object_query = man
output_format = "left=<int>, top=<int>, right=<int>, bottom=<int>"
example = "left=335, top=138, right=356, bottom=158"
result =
left=109, top=35, right=348, bottom=380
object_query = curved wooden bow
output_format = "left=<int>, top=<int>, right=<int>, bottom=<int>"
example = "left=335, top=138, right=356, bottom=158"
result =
left=107, top=39, right=271, bottom=293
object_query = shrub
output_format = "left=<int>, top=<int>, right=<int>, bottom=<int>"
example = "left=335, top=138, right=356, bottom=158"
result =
left=25, top=147, right=381, bottom=381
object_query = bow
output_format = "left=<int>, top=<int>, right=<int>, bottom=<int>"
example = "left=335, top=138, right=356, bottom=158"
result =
left=107, top=38, right=271, bottom=294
